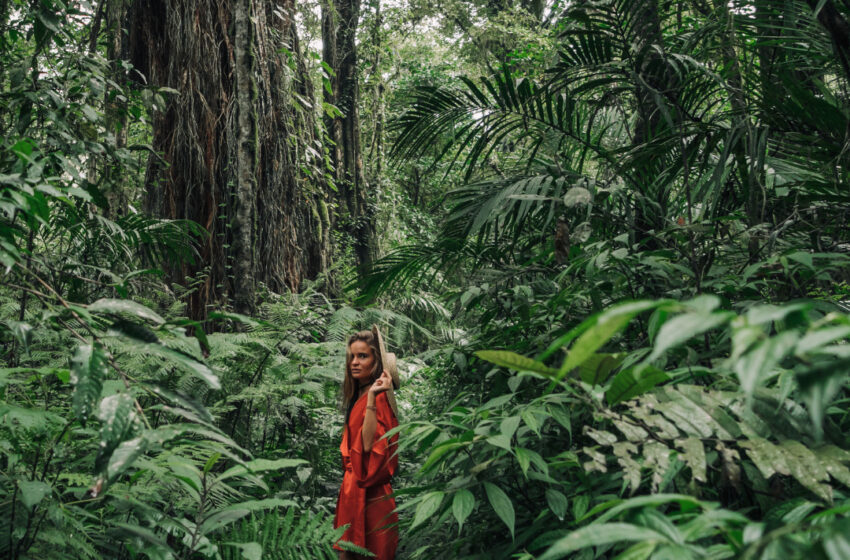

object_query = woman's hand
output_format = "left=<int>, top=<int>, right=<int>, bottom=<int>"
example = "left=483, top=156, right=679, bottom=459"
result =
left=369, top=370, right=392, bottom=395
left=363, top=370, right=391, bottom=452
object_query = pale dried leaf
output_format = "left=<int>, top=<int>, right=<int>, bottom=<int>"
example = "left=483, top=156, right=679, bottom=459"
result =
left=676, top=437, right=707, bottom=483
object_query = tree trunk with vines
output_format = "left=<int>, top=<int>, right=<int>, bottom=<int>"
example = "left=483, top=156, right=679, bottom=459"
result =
left=324, top=0, right=378, bottom=276
left=129, top=0, right=328, bottom=320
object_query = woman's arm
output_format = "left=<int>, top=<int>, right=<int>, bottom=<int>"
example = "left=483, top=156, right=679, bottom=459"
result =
left=361, top=370, right=392, bottom=452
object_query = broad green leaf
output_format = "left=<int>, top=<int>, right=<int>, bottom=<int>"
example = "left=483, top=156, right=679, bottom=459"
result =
left=733, top=331, right=798, bottom=398
left=823, top=518, right=850, bottom=560
left=612, top=541, right=657, bottom=560
left=452, top=490, right=474, bottom=533
left=168, top=457, right=203, bottom=496
left=521, top=407, right=541, bottom=435
left=111, top=325, right=216, bottom=388
left=108, top=319, right=159, bottom=343
left=199, top=509, right=251, bottom=535
left=746, top=303, right=811, bottom=326
left=421, top=441, right=462, bottom=472
left=487, top=433, right=512, bottom=451
left=55, top=368, right=70, bottom=384
left=205, top=453, right=222, bottom=474
left=516, top=447, right=548, bottom=477
left=796, top=357, right=850, bottom=439
left=479, top=393, right=513, bottom=411
left=647, top=311, right=733, bottom=363
left=475, top=350, right=557, bottom=377
left=795, top=326, right=850, bottom=356
left=739, top=438, right=788, bottom=480
left=539, top=301, right=670, bottom=362
left=146, top=383, right=213, bottom=423
left=545, top=488, right=568, bottom=520
left=515, top=447, right=532, bottom=477
left=684, top=295, right=722, bottom=314
left=484, top=482, right=515, bottom=539
left=593, top=494, right=705, bottom=525
left=218, top=458, right=306, bottom=483
left=578, top=353, right=625, bottom=385
left=143, top=343, right=219, bottom=390
left=817, top=446, right=850, bottom=487
left=18, top=480, right=50, bottom=510
left=539, top=523, right=668, bottom=560
left=557, top=301, right=663, bottom=381
left=107, top=436, right=146, bottom=481
left=6, top=321, right=33, bottom=354
left=95, top=394, right=138, bottom=473
left=606, top=365, right=669, bottom=405
left=779, top=440, right=832, bottom=502
left=500, top=415, right=521, bottom=440
left=572, top=494, right=589, bottom=520
left=412, top=492, right=444, bottom=529
left=70, top=343, right=107, bottom=426
left=89, top=298, right=165, bottom=324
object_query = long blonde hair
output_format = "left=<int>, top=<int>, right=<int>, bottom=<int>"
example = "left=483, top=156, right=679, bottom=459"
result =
left=342, top=330, right=383, bottom=421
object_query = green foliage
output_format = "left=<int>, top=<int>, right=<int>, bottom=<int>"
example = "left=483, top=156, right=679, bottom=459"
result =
left=4, top=0, right=850, bottom=558
left=221, top=509, right=364, bottom=560
left=364, top=1, right=850, bottom=558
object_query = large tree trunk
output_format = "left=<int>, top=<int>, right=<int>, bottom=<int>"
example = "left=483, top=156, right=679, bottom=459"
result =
left=324, top=0, right=378, bottom=275
left=105, top=0, right=129, bottom=217
left=129, top=0, right=327, bottom=320
left=233, top=0, right=257, bottom=315
left=322, top=0, right=342, bottom=186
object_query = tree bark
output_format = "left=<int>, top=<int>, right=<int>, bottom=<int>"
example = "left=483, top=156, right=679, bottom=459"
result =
left=233, top=0, right=256, bottom=315
left=130, top=0, right=327, bottom=320
left=325, top=0, right=378, bottom=275
left=807, top=0, right=850, bottom=83
left=322, top=0, right=342, bottom=186
left=104, top=0, right=129, bottom=217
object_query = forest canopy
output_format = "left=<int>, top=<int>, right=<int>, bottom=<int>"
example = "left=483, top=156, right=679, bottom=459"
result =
left=2, top=0, right=850, bottom=558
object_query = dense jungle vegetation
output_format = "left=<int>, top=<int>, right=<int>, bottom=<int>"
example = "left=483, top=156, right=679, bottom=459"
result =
left=3, top=0, right=850, bottom=558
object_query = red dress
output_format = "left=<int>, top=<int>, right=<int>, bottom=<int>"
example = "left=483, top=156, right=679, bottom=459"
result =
left=333, top=391, right=399, bottom=559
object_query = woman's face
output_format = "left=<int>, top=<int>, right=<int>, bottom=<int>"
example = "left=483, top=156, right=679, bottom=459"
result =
left=349, top=340, right=376, bottom=384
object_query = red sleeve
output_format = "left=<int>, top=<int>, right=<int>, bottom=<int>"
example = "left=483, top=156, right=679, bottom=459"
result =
left=350, top=392, right=398, bottom=488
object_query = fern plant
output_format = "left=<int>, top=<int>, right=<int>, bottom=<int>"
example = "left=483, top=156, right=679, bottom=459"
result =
left=219, top=509, right=372, bottom=560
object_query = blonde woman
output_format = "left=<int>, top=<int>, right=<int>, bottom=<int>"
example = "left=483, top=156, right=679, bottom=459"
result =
left=333, top=326, right=400, bottom=560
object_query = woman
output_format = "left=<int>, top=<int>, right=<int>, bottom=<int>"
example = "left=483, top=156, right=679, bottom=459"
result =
left=334, top=327, right=400, bottom=560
